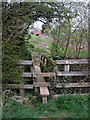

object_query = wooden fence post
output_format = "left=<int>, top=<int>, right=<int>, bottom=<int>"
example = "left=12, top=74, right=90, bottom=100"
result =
left=42, top=96, right=47, bottom=104
left=64, top=60, right=70, bottom=72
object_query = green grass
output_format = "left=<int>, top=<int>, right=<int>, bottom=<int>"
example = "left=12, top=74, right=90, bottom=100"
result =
left=31, top=35, right=51, bottom=45
left=55, top=95, right=88, bottom=118
left=25, top=34, right=51, bottom=55
left=0, top=106, right=2, bottom=120
left=2, top=95, right=89, bottom=118
left=79, top=51, right=88, bottom=58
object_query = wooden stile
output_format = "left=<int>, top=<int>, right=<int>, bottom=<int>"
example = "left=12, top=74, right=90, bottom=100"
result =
left=6, top=58, right=89, bottom=104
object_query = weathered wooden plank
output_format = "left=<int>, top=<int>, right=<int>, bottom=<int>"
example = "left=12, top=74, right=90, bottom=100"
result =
left=42, top=96, right=47, bottom=104
left=18, top=60, right=33, bottom=65
left=42, top=53, right=56, bottom=65
left=41, top=72, right=55, bottom=77
left=44, top=56, right=56, bottom=65
left=56, top=59, right=88, bottom=65
left=23, top=85, right=33, bottom=89
left=53, top=93, right=90, bottom=99
left=56, top=71, right=90, bottom=76
left=56, top=82, right=90, bottom=88
left=22, top=71, right=89, bottom=77
left=3, top=84, right=33, bottom=89
left=22, top=72, right=55, bottom=77
left=40, top=87, right=49, bottom=96
left=3, top=82, right=90, bottom=90
left=64, top=65, right=70, bottom=72
left=22, top=72, right=35, bottom=77
left=33, top=82, right=50, bottom=87
left=33, top=64, right=50, bottom=105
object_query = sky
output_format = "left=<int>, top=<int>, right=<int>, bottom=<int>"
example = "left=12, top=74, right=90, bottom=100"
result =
left=1, top=0, right=90, bottom=2
left=34, top=21, right=44, bottom=30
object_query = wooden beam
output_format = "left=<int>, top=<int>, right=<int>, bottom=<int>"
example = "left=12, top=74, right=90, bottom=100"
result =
left=41, top=72, right=55, bottom=77
left=42, top=96, right=47, bottom=104
left=64, top=64, right=70, bottom=72
left=18, top=60, right=33, bottom=65
left=56, top=82, right=90, bottom=88
left=33, top=64, right=50, bottom=104
left=44, top=56, right=56, bottom=65
left=3, top=82, right=90, bottom=89
left=33, top=82, right=50, bottom=87
left=56, top=59, right=88, bottom=65
left=22, top=72, right=55, bottom=77
left=52, top=93, right=90, bottom=99
left=42, top=53, right=56, bottom=65
left=38, top=59, right=49, bottom=72
left=22, top=72, right=35, bottom=77
left=3, top=84, right=33, bottom=89
left=56, top=71, right=90, bottom=76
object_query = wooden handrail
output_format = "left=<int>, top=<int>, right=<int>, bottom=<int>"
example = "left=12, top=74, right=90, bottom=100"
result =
left=41, top=53, right=56, bottom=65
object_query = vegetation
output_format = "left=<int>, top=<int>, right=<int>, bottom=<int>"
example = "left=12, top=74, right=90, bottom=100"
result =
left=2, top=2, right=57, bottom=85
left=50, top=2, right=88, bottom=59
left=25, top=34, right=51, bottom=54
left=2, top=2, right=88, bottom=85
left=2, top=95, right=89, bottom=118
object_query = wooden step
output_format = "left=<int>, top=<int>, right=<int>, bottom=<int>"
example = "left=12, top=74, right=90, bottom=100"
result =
left=40, top=87, right=49, bottom=96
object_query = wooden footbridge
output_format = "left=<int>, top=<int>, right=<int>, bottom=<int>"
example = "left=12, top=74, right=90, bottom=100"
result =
left=4, top=55, right=90, bottom=104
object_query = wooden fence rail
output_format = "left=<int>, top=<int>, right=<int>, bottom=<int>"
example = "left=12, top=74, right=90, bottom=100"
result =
left=3, top=82, right=90, bottom=89
left=3, top=59, right=90, bottom=104
left=56, top=59, right=88, bottom=65
left=55, top=58, right=90, bottom=96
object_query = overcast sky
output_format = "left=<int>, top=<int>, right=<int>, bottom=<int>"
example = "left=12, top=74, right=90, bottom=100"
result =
left=34, top=21, right=44, bottom=30
left=2, top=0, right=90, bottom=2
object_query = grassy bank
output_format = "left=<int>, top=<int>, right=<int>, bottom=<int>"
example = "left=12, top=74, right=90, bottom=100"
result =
left=2, top=95, right=89, bottom=119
